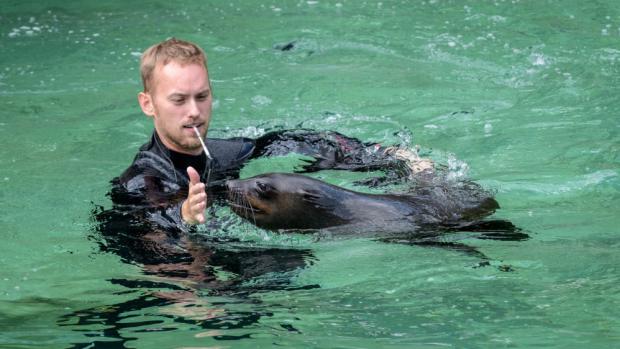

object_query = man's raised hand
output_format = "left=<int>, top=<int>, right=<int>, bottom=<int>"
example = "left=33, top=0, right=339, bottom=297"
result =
left=181, top=166, right=207, bottom=224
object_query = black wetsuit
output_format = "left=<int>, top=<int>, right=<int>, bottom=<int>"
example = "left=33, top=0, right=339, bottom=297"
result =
left=109, top=131, right=255, bottom=233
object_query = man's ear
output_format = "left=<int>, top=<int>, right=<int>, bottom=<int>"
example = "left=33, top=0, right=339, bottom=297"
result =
left=138, top=92, right=155, bottom=117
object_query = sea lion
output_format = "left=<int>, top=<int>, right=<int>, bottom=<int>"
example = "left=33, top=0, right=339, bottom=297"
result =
left=226, top=172, right=514, bottom=236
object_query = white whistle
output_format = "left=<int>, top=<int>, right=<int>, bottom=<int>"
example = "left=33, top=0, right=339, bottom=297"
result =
left=193, top=126, right=212, bottom=160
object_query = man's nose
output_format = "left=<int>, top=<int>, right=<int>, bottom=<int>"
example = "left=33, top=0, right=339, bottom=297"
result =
left=188, top=98, right=200, bottom=117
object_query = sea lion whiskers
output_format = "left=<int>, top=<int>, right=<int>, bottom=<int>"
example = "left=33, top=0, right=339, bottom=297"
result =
left=243, top=189, right=259, bottom=228
left=232, top=188, right=251, bottom=219
left=227, top=184, right=260, bottom=227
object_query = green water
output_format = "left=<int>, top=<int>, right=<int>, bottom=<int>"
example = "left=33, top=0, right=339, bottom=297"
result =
left=1, top=0, right=619, bottom=348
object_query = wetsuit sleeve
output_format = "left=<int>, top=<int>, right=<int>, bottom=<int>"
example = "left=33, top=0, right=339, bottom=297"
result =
left=205, top=137, right=255, bottom=186
left=206, top=137, right=255, bottom=169
left=250, top=129, right=383, bottom=172
left=247, top=129, right=421, bottom=186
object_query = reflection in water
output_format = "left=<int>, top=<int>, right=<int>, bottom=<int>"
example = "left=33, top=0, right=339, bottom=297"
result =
left=59, top=205, right=317, bottom=348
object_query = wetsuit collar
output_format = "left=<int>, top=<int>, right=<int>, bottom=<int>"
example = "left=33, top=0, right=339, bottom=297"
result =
left=147, top=131, right=212, bottom=180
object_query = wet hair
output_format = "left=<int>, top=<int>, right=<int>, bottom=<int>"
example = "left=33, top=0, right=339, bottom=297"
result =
left=140, top=37, right=207, bottom=92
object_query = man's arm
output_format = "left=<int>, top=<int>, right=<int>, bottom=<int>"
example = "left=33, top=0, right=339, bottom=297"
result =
left=250, top=129, right=432, bottom=186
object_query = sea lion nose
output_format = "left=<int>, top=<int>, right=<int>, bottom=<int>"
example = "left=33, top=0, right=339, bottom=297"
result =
left=225, top=180, right=239, bottom=199
left=225, top=179, right=241, bottom=191
left=225, top=179, right=233, bottom=189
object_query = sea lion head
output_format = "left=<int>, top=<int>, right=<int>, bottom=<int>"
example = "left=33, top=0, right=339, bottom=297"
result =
left=226, top=173, right=344, bottom=230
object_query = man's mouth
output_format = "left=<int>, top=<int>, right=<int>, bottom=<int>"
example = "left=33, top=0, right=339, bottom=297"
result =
left=183, top=122, right=204, bottom=129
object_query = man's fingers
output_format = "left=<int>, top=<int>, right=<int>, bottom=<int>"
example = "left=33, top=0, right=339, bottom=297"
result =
left=195, top=213, right=205, bottom=224
left=187, top=166, right=201, bottom=185
left=190, top=198, right=206, bottom=223
left=183, top=166, right=208, bottom=225
left=182, top=197, right=207, bottom=225
left=190, top=196, right=207, bottom=210
left=189, top=183, right=206, bottom=196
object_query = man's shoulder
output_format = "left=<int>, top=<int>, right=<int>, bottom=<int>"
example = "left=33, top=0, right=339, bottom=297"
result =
left=117, top=148, right=176, bottom=187
left=207, top=137, right=255, bottom=169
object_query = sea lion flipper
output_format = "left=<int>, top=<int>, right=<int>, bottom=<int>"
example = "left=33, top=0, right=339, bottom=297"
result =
left=452, top=220, right=529, bottom=241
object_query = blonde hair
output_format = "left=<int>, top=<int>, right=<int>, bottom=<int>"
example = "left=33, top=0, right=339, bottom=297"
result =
left=140, top=38, right=207, bottom=92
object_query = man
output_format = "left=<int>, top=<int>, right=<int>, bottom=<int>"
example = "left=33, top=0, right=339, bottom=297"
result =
left=137, top=39, right=211, bottom=225
left=111, top=38, right=256, bottom=231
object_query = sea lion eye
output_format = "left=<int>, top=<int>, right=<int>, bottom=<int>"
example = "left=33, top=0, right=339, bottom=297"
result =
left=256, top=181, right=274, bottom=197
left=257, top=182, right=267, bottom=192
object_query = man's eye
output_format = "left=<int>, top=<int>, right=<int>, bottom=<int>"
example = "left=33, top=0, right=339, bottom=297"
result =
left=196, top=94, right=208, bottom=101
left=172, top=99, right=184, bottom=104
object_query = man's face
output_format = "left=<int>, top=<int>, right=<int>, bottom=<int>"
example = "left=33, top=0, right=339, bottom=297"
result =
left=139, top=61, right=212, bottom=155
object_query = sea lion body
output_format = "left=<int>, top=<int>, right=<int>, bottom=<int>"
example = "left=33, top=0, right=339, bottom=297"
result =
left=226, top=173, right=499, bottom=232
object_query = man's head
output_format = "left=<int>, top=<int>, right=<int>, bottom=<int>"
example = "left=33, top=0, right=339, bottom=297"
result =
left=140, top=38, right=207, bottom=93
left=138, top=38, right=212, bottom=156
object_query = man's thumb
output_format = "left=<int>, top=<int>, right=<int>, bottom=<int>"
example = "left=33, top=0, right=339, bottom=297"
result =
left=187, top=166, right=200, bottom=184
